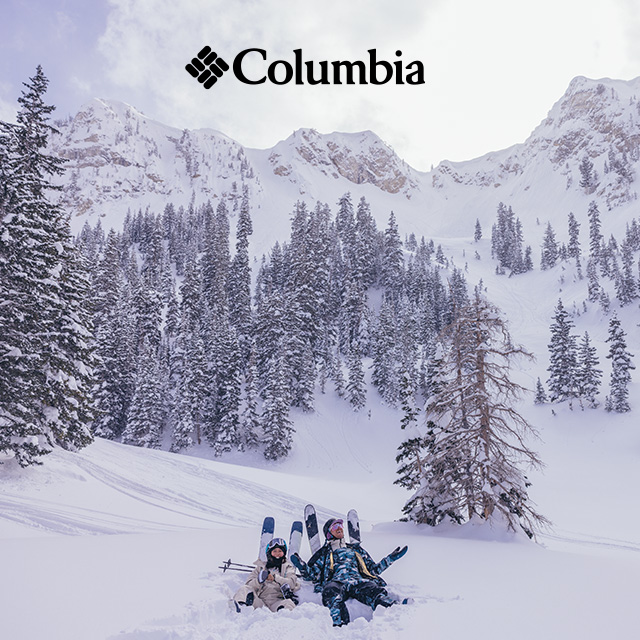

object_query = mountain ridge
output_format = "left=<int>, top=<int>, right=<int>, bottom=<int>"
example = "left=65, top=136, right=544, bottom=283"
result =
left=50, top=75, right=640, bottom=249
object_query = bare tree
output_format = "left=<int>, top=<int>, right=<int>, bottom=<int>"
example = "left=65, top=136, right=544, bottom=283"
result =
left=399, top=288, right=550, bottom=538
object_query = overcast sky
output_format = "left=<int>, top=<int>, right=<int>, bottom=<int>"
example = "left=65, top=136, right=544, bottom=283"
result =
left=1, top=0, right=639, bottom=171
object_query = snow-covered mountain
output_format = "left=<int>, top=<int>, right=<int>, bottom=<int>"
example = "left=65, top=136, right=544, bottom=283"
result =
left=52, top=75, right=640, bottom=251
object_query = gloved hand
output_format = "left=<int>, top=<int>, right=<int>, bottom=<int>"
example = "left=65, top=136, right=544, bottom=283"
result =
left=389, top=545, right=408, bottom=561
left=281, top=584, right=299, bottom=604
left=258, top=569, right=270, bottom=583
left=290, top=553, right=306, bottom=571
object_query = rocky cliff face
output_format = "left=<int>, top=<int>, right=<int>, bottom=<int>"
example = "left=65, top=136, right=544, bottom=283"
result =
left=50, top=100, right=422, bottom=227
left=430, top=76, right=640, bottom=210
left=266, top=128, right=421, bottom=197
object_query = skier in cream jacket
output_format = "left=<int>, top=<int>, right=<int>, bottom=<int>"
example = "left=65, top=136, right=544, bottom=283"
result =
left=233, top=537, right=300, bottom=612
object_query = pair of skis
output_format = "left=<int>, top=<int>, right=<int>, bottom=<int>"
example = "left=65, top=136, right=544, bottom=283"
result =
left=220, top=517, right=303, bottom=574
left=304, top=504, right=360, bottom=555
left=258, top=516, right=303, bottom=561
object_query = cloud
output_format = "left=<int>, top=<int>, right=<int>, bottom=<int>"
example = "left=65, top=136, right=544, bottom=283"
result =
left=93, top=0, right=639, bottom=170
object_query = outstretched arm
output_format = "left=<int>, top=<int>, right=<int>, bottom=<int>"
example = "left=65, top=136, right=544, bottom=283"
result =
left=365, top=545, right=409, bottom=574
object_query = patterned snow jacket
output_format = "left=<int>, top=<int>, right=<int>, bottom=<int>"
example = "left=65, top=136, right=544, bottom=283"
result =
left=298, top=541, right=396, bottom=592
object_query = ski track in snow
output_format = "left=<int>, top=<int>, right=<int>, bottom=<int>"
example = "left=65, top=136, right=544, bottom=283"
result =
left=540, top=529, right=640, bottom=554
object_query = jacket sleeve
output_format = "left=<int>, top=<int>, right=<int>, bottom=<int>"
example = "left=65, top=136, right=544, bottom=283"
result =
left=360, top=546, right=394, bottom=575
left=302, top=547, right=327, bottom=583
left=272, top=561, right=301, bottom=591
left=243, top=564, right=264, bottom=591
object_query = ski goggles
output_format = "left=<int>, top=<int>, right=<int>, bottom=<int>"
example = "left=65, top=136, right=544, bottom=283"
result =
left=329, top=519, right=344, bottom=535
left=266, top=538, right=287, bottom=554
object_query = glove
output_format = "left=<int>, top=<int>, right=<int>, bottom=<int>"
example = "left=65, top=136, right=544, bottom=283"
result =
left=389, top=545, right=408, bottom=561
left=258, top=569, right=269, bottom=583
left=281, top=584, right=299, bottom=604
left=290, top=553, right=306, bottom=571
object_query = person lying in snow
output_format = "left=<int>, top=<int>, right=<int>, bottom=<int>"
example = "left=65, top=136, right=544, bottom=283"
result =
left=290, top=517, right=409, bottom=627
left=233, top=537, right=300, bottom=612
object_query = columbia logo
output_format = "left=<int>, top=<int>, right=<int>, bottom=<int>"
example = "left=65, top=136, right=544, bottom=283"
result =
left=185, top=46, right=229, bottom=89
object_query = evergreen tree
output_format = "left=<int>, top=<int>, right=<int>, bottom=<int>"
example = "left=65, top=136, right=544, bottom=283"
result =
left=616, top=238, right=638, bottom=305
left=122, top=339, right=164, bottom=448
left=588, top=201, right=603, bottom=263
left=398, top=367, right=420, bottom=430
left=540, top=223, right=559, bottom=270
left=579, top=155, right=595, bottom=192
left=228, top=185, right=253, bottom=364
left=262, top=349, right=294, bottom=460
left=605, top=315, right=635, bottom=413
left=346, top=348, right=366, bottom=411
left=474, top=218, right=482, bottom=242
left=0, top=66, right=95, bottom=465
left=547, top=299, right=579, bottom=403
left=577, top=332, right=602, bottom=408
left=240, top=347, right=261, bottom=451
left=534, top=378, right=547, bottom=404
left=567, top=211, right=581, bottom=261
left=381, top=211, right=404, bottom=303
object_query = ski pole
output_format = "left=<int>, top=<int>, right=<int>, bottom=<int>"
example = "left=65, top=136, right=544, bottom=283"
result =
left=219, top=565, right=253, bottom=573
left=220, top=558, right=255, bottom=572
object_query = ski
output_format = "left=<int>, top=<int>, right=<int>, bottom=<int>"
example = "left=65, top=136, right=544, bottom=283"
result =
left=289, top=520, right=303, bottom=557
left=347, top=508, right=361, bottom=544
left=304, top=504, right=321, bottom=555
left=259, top=516, right=275, bottom=562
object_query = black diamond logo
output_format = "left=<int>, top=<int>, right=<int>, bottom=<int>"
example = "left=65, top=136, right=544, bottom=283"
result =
left=186, top=46, right=229, bottom=89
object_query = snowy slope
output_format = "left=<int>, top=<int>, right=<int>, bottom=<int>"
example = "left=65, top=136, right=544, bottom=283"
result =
left=2, top=397, right=639, bottom=640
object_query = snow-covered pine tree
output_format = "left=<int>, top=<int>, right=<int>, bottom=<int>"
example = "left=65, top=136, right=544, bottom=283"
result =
left=579, top=155, right=595, bottom=192
left=122, top=338, right=164, bottom=448
left=474, top=218, right=482, bottom=242
left=615, top=238, right=638, bottom=306
left=567, top=211, right=581, bottom=261
left=588, top=200, right=603, bottom=263
left=0, top=66, right=95, bottom=465
left=346, top=347, right=366, bottom=411
left=547, top=299, right=579, bottom=403
left=239, top=346, right=261, bottom=451
left=207, top=319, right=242, bottom=455
left=540, top=222, right=559, bottom=270
left=228, top=185, right=254, bottom=366
left=400, top=289, right=548, bottom=537
left=370, top=300, right=398, bottom=405
left=262, top=349, right=294, bottom=461
left=201, top=200, right=230, bottom=319
left=381, top=211, right=404, bottom=304
left=354, top=196, right=379, bottom=288
left=534, top=378, right=548, bottom=404
left=398, top=367, right=420, bottom=430
left=605, top=315, right=635, bottom=413
left=577, top=332, right=602, bottom=408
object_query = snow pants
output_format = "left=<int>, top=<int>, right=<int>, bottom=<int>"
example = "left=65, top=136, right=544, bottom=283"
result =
left=321, top=580, right=395, bottom=626
left=234, top=583, right=296, bottom=612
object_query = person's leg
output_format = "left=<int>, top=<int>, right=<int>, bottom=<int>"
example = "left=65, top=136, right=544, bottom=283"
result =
left=350, top=580, right=395, bottom=609
left=322, top=581, right=350, bottom=626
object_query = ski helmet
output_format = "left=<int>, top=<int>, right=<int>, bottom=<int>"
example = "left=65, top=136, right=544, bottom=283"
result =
left=323, top=518, right=344, bottom=540
left=266, top=537, right=287, bottom=556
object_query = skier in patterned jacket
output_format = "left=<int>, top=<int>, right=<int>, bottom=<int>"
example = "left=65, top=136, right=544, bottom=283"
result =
left=234, top=538, right=300, bottom=612
left=290, top=517, right=409, bottom=626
